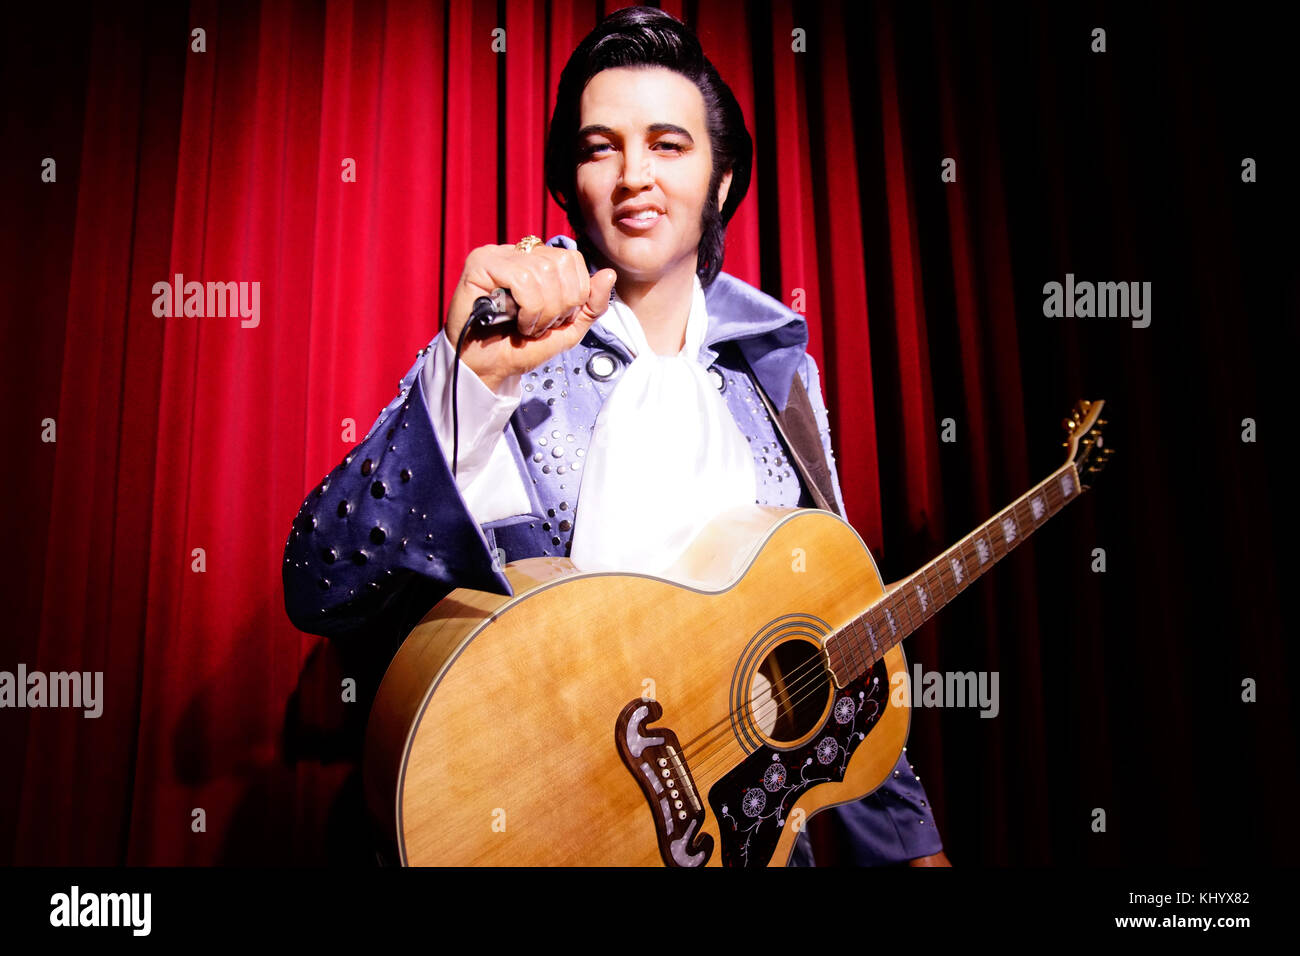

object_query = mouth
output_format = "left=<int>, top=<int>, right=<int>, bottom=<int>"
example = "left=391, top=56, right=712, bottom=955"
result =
left=614, top=207, right=665, bottom=233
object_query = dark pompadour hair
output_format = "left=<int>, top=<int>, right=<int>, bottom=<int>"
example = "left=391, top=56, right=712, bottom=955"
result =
left=543, top=6, right=753, bottom=289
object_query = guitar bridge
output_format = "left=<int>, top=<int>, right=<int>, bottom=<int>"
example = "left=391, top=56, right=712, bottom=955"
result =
left=615, top=699, right=713, bottom=867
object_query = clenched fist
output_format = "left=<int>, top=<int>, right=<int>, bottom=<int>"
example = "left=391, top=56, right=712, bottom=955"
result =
left=444, top=244, right=619, bottom=393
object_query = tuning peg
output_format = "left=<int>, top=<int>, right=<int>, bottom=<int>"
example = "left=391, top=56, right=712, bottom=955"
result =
left=1096, top=418, right=1108, bottom=426
left=1062, top=418, right=1077, bottom=431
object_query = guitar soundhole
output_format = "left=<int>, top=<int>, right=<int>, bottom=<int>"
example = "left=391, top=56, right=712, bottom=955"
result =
left=750, top=639, right=832, bottom=745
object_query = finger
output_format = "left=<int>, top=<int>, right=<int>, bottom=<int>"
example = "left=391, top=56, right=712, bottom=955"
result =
left=507, top=262, right=545, bottom=336
left=530, top=249, right=568, bottom=335
left=583, top=268, right=618, bottom=321
left=567, top=249, right=591, bottom=311
left=550, top=250, right=581, bottom=328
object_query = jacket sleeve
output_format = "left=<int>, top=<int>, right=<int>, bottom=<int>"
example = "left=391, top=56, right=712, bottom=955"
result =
left=282, top=343, right=514, bottom=643
left=421, top=331, right=532, bottom=524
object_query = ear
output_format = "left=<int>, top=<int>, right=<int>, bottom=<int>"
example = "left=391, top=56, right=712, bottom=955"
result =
left=717, top=168, right=734, bottom=212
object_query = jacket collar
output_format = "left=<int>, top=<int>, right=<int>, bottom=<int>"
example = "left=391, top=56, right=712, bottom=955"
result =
left=545, top=234, right=808, bottom=410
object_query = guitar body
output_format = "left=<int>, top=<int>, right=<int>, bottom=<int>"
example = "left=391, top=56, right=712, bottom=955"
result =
left=365, top=504, right=910, bottom=866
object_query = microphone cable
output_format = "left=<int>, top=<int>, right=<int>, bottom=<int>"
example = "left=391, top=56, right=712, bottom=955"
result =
left=451, top=291, right=517, bottom=479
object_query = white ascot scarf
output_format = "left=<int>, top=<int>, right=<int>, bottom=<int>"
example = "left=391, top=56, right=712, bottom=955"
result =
left=568, top=275, right=758, bottom=575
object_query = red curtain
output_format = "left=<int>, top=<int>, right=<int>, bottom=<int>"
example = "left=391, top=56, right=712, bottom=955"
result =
left=2, top=0, right=1290, bottom=865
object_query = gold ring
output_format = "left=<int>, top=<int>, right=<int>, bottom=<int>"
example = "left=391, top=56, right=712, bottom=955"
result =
left=515, top=235, right=543, bottom=253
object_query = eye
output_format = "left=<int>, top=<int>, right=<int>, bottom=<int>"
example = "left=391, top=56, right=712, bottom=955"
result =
left=582, top=143, right=612, bottom=157
left=654, top=141, right=686, bottom=153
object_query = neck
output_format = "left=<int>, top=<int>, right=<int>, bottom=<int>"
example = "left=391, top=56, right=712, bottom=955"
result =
left=824, top=462, right=1084, bottom=686
left=614, top=258, right=697, bottom=356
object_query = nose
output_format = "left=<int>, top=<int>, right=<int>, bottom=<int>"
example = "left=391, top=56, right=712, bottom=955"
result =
left=618, top=143, right=654, bottom=190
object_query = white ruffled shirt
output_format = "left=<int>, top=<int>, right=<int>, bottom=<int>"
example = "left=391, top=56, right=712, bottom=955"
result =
left=421, top=275, right=757, bottom=575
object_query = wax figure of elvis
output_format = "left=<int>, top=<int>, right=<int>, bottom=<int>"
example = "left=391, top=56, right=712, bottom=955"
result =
left=283, top=6, right=950, bottom=867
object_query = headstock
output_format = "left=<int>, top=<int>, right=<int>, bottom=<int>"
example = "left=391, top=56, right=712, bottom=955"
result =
left=1061, top=399, right=1113, bottom=490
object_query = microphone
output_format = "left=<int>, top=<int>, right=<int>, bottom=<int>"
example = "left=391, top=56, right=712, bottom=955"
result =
left=469, top=288, right=520, bottom=330
left=469, top=287, right=587, bottom=332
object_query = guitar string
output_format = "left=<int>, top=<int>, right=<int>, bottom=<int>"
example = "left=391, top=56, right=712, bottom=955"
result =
left=672, top=476, right=1075, bottom=781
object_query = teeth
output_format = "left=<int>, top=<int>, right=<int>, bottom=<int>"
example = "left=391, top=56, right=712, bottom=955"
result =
left=629, top=210, right=659, bottom=220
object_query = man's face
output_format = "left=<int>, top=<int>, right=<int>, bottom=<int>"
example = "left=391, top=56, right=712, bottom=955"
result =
left=574, top=66, right=732, bottom=285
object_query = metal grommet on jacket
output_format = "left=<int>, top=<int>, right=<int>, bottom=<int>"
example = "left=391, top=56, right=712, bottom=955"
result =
left=585, top=350, right=623, bottom=382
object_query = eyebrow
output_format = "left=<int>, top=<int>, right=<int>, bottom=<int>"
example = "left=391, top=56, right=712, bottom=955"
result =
left=577, top=123, right=695, bottom=143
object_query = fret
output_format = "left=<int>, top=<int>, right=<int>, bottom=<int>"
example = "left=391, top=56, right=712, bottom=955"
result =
left=1004, top=508, right=1020, bottom=544
left=939, top=559, right=955, bottom=604
left=862, top=613, right=882, bottom=661
left=930, top=553, right=951, bottom=599
left=985, top=521, right=1004, bottom=565
left=994, top=514, right=1013, bottom=556
left=947, top=547, right=962, bottom=590
left=1014, top=500, right=1032, bottom=543
left=847, top=611, right=874, bottom=680
left=921, top=571, right=937, bottom=619
left=901, top=580, right=925, bottom=631
left=1041, top=481, right=1063, bottom=517
left=930, top=553, right=951, bottom=600
left=883, top=582, right=915, bottom=634
left=975, top=530, right=994, bottom=575
left=850, top=624, right=868, bottom=677
left=935, top=557, right=956, bottom=604
left=980, top=520, right=1002, bottom=563
left=843, top=621, right=865, bottom=676
left=1027, top=488, right=1048, bottom=525
left=859, top=617, right=878, bottom=666
left=911, top=575, right=931, bottom=620
left=1050, top=477, right=1067, bottom=510
left=954, top=539, right=975, bottom=588
left=1058, top=468, right=1077, bottom=503
left=826, top=635, right=845, bottom=681
left=829, top=628, right=847, bottom=679
left=954, top=543, right=972, bottom=588
left=882, top=605, right=902, bottom=658
left=1030, top=490, right=1048, bottom=525
left=882, top=600, right=903, bottom=644
left=998, top=508, right=1018, bottom=551
left=921, top=562, right=943, bottom=617
left=1012, top=499, right=1033, bottom=537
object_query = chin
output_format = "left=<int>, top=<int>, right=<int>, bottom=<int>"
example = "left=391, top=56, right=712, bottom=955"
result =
left=597, top=241, right=664, bottom=278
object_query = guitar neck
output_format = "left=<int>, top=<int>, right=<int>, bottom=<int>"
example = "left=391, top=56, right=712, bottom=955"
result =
left=825, top=462, right=1085, bottom=684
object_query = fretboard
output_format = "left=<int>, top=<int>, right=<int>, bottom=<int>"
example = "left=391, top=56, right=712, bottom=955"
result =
left=824, top=463, right=1084, bottom=685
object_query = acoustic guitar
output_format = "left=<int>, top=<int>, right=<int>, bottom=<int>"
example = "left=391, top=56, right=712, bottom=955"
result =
left=364, top=399, right=1111, bottom=866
